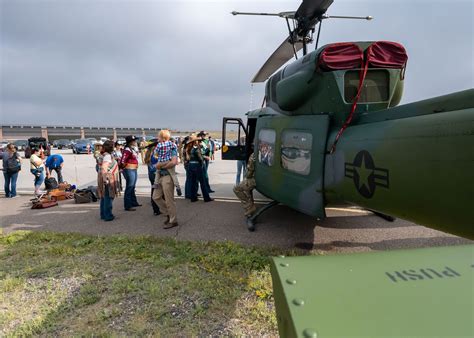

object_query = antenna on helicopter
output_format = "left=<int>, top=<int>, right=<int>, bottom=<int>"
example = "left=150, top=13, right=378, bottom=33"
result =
left=232, top=0, right=372, bottom=83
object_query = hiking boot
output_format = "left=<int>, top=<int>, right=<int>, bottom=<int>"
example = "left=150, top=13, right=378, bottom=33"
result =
left=164, top=222, right=178, bottom=229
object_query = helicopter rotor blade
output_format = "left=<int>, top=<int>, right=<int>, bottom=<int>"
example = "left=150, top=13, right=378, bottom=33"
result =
left=251, top=36, right=304, bottom=83
left=295, top=0, right=334, bottom=34
left=295, top=0, right=334, bottom=20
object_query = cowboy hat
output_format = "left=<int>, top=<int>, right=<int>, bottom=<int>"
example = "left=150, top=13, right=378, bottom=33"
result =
left=185, top=135, right=202, bottom=145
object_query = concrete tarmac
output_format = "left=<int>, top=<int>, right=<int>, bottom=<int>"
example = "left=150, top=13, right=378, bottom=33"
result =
left=1, top=150, right=471, bottom=252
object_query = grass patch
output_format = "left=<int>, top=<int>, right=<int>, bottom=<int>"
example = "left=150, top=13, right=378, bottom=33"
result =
left=0, top=230, right=303, bottom=336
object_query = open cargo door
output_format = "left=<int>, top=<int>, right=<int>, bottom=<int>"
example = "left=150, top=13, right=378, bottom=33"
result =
left=221, top=117, right=248, bottom=160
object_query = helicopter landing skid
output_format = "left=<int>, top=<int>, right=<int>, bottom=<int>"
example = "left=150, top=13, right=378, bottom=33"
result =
left=246, top=200, right=279, bottom=232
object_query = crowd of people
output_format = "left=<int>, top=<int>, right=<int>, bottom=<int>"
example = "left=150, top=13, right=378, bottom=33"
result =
left=94, top=130, right=216, bottom=228
left=2, top=130, right=258, bottom=226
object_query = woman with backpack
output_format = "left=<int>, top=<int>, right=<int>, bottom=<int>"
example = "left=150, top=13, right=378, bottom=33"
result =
left=2, top=143, right=21, bottom=198
left=30, top=147, right=45, bottom=195
left=119, top=135, right=141, bottom=211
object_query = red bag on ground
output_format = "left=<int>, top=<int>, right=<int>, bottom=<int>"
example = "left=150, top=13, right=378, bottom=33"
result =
left=32, top=200, right=58, bottom=209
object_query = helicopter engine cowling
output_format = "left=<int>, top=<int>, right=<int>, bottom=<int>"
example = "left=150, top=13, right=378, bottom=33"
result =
left=265, top=41, right=407, bottom=124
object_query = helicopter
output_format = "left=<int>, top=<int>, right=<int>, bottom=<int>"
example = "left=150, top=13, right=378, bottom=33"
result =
left=221, top=0, right=474, bottom=239
left=221, top=1, right=473, bottom=336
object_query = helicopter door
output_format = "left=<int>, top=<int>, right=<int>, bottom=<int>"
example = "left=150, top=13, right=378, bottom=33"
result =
left=254, top=114, right=330, bottom=219
left=222, top=117, right=247, bottom=160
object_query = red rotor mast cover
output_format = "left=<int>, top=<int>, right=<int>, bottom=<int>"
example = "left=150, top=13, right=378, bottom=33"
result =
left=318, top=42, right=364, bottom=71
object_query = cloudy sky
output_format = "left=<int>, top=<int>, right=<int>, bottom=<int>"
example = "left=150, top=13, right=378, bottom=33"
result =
left=1, top=0, right=472, bottom=130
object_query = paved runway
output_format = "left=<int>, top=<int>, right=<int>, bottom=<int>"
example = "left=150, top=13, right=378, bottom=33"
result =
left=1, top=149, right=471, bottom=252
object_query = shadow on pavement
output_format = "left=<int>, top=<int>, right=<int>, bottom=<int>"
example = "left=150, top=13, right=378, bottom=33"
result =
left=1, top=195, right=471, bottom=253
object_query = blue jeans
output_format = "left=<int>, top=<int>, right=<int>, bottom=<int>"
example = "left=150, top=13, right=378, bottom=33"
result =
left=3, top=171, right=18, bottom=197
left=122, top=168, right=139, bottom=209
left=236, top=160, right=247, bottom=185
left=203, top=160, right=212, bottom=192
left=184, top=165, right=192, bottom=199
left=31, top=169, right=45, bottom=190
left=100, top=188, right=114, bottom=221
left=189, top=162, right=211, bottom=201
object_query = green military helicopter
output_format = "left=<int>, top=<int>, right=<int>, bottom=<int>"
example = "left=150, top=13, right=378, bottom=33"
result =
left=222, top=1, right=474, bottom=336
left=222, top=0, right=473, bottom=239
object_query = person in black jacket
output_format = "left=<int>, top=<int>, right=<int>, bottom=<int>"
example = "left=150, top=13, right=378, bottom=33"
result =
left=185, top=136, right=213, bottom=203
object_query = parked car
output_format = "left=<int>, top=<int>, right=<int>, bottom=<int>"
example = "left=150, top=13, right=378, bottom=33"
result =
left=87, top=138, right=98, bottom=145
left=72, top=139, right=93, bottom=154
left=214, top=139, right=222, bottom=150
left=55, top=139, right=73, bottom=149
left=24, top=137, right=51, bottom=158
left=13, top=139, right=28, bottom=151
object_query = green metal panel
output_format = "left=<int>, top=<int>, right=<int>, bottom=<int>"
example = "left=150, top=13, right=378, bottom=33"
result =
left=271, top=245, right=474, bottom=338
left=265, top=41, right=404, bottom=120
left=255, top=115, right=329, bottom=218
left=324, top=107, right=474, bottom=239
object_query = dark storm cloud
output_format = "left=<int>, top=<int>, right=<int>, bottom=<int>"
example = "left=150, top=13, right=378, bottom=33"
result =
left=1, top=0, right=472, bottom=129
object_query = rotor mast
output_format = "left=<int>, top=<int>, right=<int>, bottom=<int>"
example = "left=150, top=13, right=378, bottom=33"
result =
left=231, top=0, right=373, bottom=82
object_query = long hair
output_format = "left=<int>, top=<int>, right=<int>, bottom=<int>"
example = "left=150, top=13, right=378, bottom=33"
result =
left=102, top=140, right=114, bottom=154
left=144, top=147, right=153, bottom=164
left=185, top=142, right=194, bottom=161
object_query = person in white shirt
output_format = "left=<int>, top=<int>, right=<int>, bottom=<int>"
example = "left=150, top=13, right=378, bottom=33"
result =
left=30, top=148, right=45, bottom=195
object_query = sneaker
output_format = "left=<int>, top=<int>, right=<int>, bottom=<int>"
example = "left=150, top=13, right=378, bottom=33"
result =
left=176, top=187, right=182, bottom=196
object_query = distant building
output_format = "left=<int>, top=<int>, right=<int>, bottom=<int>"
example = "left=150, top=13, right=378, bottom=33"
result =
left=0, top=125, right=162, bottom=141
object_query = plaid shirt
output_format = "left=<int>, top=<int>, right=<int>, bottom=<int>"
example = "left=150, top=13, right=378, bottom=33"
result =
left=153, top=141, right=177, bottom=163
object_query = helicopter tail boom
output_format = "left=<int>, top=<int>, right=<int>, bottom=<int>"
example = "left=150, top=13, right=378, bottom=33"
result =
left=324, top=89, right=474, bottom=239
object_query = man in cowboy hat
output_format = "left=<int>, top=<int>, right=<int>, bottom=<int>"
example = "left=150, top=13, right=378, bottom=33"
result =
left=197, top=131, right=214, bottom=193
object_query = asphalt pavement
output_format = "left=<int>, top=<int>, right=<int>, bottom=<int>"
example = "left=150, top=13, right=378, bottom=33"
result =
left=1, top=150, right=471, bottom=252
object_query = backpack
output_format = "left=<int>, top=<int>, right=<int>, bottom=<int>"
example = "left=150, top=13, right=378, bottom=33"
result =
left=74, top=187, right=98, bottom=204
left=6, top=153, right=21, bottom=173
left=45, top=177, right=59, bottom=190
